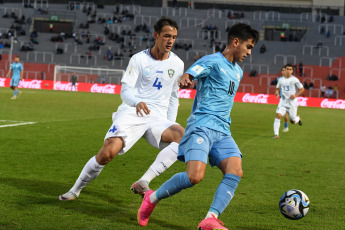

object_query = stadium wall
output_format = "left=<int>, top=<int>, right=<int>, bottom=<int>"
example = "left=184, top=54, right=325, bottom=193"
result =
left=1, top=78, right=344, bottom=110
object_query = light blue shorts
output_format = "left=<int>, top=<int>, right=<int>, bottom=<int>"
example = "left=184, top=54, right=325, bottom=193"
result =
left=177, top=126, right=242, bottom=167
left=10, top=78, right=20, bottom=87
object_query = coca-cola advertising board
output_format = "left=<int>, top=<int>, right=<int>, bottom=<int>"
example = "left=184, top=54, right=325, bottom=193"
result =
left=0, top=77, right=343, bottom=110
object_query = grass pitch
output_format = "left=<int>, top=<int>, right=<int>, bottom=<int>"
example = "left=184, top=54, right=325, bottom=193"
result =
left=0, top=87, right=344, bottom=230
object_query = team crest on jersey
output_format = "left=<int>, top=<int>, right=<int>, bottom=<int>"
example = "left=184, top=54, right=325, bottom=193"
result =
left=168, top=69, right=175, bottom=78
left=196, top=137, right=204, bottom=144
left=237, top=73, right=241, bottom=82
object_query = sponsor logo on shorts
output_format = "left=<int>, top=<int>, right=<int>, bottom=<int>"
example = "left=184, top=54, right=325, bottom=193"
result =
left=196, top=137, right=204, bottom=144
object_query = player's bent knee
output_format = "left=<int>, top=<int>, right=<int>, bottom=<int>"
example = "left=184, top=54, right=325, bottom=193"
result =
left=96, top=138, right=122, bottom=165
left=233, top=169, right=243, bottom=178
left=188, top=175, right=203, bottom=185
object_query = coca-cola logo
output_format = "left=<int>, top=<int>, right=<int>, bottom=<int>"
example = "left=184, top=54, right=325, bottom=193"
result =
left=19, top=79, right=42, bottom=89
left=90, top=84, right=116, bottom=94
left=54, top=81, right=78, bottom=91
left=296, top=97, right=308, bottom=107
left=178, top=89, right=192, bottom=99
left=242, top=93, right=269, bottom=104
left=0, top=78, right=5, bottom=87
left=321, top=99, right=345, bottom=109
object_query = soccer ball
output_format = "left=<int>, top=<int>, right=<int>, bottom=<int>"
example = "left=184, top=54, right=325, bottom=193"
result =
left=279, top=189, right=310, bottom=220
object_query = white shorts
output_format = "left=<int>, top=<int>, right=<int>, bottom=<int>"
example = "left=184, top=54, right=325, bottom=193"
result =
left=104, top=108, right=177, bottom=155
left=276, top=100, right=298, bottom=122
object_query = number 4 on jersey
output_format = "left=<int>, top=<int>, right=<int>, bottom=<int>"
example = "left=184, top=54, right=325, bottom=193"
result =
left=153, top=78, right=162, bottom=90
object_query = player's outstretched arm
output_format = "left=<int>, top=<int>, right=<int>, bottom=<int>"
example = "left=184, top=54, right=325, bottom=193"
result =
left=178, top=73, right=193, bottom=89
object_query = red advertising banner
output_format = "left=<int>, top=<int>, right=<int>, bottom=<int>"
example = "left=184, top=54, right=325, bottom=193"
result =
left=1, top=78, right=344, bottom=110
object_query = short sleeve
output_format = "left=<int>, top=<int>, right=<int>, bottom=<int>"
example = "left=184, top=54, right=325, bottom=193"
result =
left=186, top=56, right=212, bottom=80
left=121, top=55, right=140, bottom=88
left=295, top=78, right=303, bottom=89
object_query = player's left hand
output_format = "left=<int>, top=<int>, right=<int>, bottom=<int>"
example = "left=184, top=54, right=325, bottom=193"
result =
left=290, top=95, right=296, bottom=99
left=136, top=102, right=150, bottom=116
left=178, top=74, right=192, bottom=89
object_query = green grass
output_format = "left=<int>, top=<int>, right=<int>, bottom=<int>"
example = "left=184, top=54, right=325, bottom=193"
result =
left=0, top=87, right=344, bottom=230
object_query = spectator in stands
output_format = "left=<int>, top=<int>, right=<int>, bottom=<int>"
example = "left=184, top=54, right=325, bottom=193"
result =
left=333, top=85, right=338, bottom=98
left=193, top=54, right=201, bottom=61
left=315, top=40, right=323, bottom=49
left=328, top=16, right=334, bottom=23
left=271, top=78, right=278, bottom=85
left=303, top=80, right=309, bottom=90
left=325, top=87, right=333, bottom=98
left=320, top=85, right=326, bottom=97
left=260, top=44, right=266, bottom=53
left=249, top=70, right=257, bottom=77
left=327, top=74, right=338, bottom=81
left=30, top=30, right=38, bottom=38
left=30, top=37, right=38, bottom=45
left=298, top=62, right=303, bottom=76
left=106, top=48, right=113, bottom=60
left=309, top=81, right=314, bottom=89
left=114, top=50, right=123, bottom=60
left=320, top=26, right=325, bottom=34
left=326, top=30, right=331, bottom=38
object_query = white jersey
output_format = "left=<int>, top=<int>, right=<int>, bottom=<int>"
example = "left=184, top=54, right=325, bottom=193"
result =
left=277, top=75, right=303, bottom=105
left=120, top=49, right=184, bottom=119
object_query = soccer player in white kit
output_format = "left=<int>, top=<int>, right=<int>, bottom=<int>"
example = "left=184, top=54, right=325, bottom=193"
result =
left=273, top=64, right=304, bottom=139
left=59, top=17, right=185, bottom=201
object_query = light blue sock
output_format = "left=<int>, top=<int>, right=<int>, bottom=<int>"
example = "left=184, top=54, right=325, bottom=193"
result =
left=156, top=171, right=193, bottom=200
left=284, top=122, right=288, bottom=129
left=14, top=90, right=19, bottom=96
left=209, top=173, right=241, bottom=215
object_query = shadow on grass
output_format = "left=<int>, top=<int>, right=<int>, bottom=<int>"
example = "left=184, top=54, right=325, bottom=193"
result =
left=0, top=177, right=189, bottom=230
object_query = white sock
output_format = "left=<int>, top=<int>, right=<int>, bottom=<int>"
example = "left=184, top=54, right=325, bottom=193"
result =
left=274, top=118, right=281, bottom=136
left=294, top=116, right=300, bottom=124
left=139, top=142, right=178, bottom=183
left=149, top=191, right=160, bottom=204
left=206, top=211, right=218, bottom=219
left=69, top=156, right=105, bottom=196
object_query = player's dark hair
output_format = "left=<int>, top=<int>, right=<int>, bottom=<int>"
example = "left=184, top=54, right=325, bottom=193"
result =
left=281, top=66, right=286, bottom=70
left=285, top=64, right=293, bottom=68
left=227, top=23, right=259, bottom=44
left=154, top=17, right=178, bottom=34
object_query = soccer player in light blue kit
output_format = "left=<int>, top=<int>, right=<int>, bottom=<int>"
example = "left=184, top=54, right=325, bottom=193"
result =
left=138, top=23, right=259, bottom=230
left=6, top=56, right=23, bottom=99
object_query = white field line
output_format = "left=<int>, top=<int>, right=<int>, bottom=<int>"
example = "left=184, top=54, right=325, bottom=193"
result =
left=0, top=121, right=37, bottom=128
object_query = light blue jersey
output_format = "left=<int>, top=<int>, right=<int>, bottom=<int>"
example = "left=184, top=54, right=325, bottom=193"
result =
left=10, top=62, right=23, bottom=79
left=185, top=52, right=243, bottom=136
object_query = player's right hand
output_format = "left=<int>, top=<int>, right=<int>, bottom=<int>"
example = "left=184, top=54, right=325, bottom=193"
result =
left=136, top=102, right=150, bottom=116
